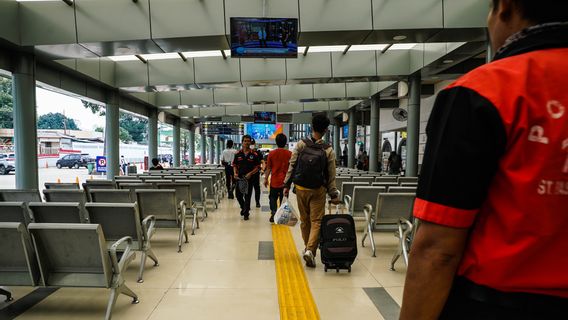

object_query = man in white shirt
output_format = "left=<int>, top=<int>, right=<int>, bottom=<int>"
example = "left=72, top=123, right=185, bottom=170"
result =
left=222, top=140, right=237, bottom=199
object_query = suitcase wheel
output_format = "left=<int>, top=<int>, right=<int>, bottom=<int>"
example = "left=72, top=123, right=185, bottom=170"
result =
left=324, top=266, right=328, bottom=272
left=348, top=266, right=351, bottom=273
left=336, top=268, right=339, bottom=273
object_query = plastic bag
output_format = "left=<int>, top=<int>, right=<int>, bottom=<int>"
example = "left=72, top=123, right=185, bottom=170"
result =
left=274, top=197, right=298, bottom=227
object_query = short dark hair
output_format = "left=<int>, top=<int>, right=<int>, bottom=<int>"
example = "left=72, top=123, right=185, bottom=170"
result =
left=242, top=135, right=252, bottom=142
left=311, top=114, right=330, bottom=134
left=226, top=140, right=234, bottom=148
left=151, top=158, right=159, bottom=166
left=275, top=133, right=287, bottom=148
left=492, top=0, right=568, bottom=24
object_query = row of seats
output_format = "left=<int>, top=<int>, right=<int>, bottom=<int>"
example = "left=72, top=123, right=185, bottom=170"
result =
left=0, top=167, right=227, bottom=315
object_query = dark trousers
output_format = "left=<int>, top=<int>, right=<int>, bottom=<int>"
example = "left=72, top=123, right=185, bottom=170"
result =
left=268, top=187, right=284, bottom=214
left=224, top=165, right=234, bottom=197
left=439, top=277, right=567, bottom=320
left=235, top=178, right=254, bottom=216
left=252, top=173, right=261, bottom=205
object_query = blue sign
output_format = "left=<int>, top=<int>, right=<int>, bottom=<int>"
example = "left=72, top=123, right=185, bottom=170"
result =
left=96, top=156, right=107, bottom=173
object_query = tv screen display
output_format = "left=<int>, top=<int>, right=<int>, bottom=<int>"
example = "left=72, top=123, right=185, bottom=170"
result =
left=230, top=17, right=298, bottom=58
left=342, top=126, right=349, bottom=139
left=246, top=123, right=283, bottom=141
left=254, top=111, right=276, bottom=124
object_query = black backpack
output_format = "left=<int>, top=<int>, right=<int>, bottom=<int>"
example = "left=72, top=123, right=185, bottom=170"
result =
left=292, top=138, right=329, bottom=189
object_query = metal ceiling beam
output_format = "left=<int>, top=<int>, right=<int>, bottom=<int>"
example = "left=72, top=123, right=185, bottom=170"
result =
left=178, top=52, right=187, bottom=62
left=342, top=45, right=352, bottom=55
left=135, top=54, right=147, bottom=64
left=62, top=0, right=73, bottom=6
left=303, top=46, right=310, bottom=56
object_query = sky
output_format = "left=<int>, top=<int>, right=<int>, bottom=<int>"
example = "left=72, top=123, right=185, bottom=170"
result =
left=36, top=87, right=106, bottom=131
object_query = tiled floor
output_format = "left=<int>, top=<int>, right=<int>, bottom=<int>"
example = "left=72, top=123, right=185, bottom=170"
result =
left=0, top=189, right=406, bottom=319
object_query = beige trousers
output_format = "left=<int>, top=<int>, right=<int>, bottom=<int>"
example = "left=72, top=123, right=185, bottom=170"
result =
left=295, top=186, right=327, bottom=254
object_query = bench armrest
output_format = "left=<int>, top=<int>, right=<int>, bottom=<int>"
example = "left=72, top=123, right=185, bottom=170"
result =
left=142, top=215, right=156, bottom=239
left=110, top=236, right=134, bottom=274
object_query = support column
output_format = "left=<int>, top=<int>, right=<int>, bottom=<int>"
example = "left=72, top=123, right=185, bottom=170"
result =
left=12, top=53, right=38, bottom=189
left=208, top=136, right=215, bottom=164
left=105, top=103, right=120, bottom=179
left=216, top=138, right=222, bottom=164
left=369, top=95, right=380, bottom=172
left=348, top=109, right=357, bottom=169
left=173, top=119, right=180, bottom=167
left=188, top=127, right=195, bottom=165
left=406, top=73, right=421, bottom=177
left=200, top=132, right=206, bottom=164
left=148, top=109, right=158, bottom=162
left=333, top=123, right=341, bottom=162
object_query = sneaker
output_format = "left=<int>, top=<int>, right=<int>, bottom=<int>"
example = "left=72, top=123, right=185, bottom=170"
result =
left=303, top=250, right=316, bottom=268
left=269, top=214, right=274, bottom=223
left=256, top=203, right=261, bottom=208
left=240, top=209, right=245, bottom=216
left=244, top=215, right=250, bottom=221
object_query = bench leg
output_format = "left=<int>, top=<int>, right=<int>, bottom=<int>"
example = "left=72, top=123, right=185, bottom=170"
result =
left=137, top=251, right=147, bottom=283
left=120, top=283, right=139, bottom=304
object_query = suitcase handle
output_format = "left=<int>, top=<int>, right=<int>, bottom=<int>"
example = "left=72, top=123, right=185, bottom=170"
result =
left=327, top=202, right=344, bottom=215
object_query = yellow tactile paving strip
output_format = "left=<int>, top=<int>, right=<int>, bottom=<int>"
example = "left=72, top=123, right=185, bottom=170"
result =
left=272, top=225, right=320, bottom=320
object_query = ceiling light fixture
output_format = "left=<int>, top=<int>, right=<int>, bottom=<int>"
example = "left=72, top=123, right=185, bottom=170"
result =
left=393, top=35, right=407, bottom=41
left=442, top=59, right=454, bottom=64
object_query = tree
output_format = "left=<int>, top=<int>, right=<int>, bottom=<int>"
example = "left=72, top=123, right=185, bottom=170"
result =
left=119, top=113, right=147, bottom=144
left=119, top=127, right=133, bottom=143
left=37, top=112, right=80, bottom=130
left=94, top=126, right=104, bottom=133
left=0, top=77, right=13, bottom=129
left=81, top=100, right=105, bottom=116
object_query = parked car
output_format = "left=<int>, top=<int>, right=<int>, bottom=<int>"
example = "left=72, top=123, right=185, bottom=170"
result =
left=56, top=154, right=94, bottom=169
left=0, top=153, right=15, bottom=175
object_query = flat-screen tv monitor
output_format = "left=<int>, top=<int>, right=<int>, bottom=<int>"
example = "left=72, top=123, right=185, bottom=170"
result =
left=230, top=17, right=298, bottom=58
left=246, top=123, right=283, bottom=141
left=254, top=111, right=276, bottom=124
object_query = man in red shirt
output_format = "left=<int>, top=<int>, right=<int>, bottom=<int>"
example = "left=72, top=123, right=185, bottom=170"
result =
left=401, top=1, right=568, bottom=319
left=264, top=133, right=292, bottom=223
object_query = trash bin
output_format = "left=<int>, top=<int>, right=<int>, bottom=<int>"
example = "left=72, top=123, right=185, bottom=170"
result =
left=87, top=162, right=95, bottom=174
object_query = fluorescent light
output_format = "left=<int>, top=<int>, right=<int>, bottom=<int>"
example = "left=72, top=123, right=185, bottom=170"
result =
left=299, top=45, right=346, bottom=53
left=350, top=44, right=389, bottom=51
left=178, top=105, right=189, bottom=109
left=390, top=43, right=418, bottom=50
left=107, top=55, right=138, bottom=62
left=182, top=50, right=231, bottom=58
left=393, top=35, right=407, bottom=41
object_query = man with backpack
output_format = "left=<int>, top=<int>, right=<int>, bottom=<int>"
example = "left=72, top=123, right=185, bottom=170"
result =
left=284, top=114, right=340, bottom=268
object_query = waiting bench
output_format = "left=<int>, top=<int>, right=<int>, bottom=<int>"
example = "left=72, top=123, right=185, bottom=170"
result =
left=0, top=222, right=139, bottom=320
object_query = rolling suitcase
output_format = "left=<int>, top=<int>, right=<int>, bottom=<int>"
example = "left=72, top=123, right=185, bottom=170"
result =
left=319, top=203, right=358, bottom=272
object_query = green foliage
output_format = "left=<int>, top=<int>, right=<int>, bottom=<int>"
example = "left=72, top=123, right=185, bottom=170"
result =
left=119, top=113, right=147, bottom=143
left=119, top=127, right=133, bottom=143
left=94, top=126, right=104, bottom=133
left=0, top=77, right=13, bottom=129
left=37, top=112, right=80, bottom=130
left=81, top=100, right=105, bottom=116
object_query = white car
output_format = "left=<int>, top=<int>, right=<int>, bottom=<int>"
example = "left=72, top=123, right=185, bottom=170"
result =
left=0, top=153, right=16, bottom=175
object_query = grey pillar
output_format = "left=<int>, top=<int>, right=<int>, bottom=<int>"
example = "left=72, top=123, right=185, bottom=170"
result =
left=148, top=109, right=158, bottom=161
left=173, top=119, right=180, bottom=167
left=406, top=73, right=421, bottom=177
left=369, top=95, right=380, bottom=172
left=208, top=136, right=215, bottom=164
left=200, top=133, right=206, bottom=164
left=348, top=109, right=357, bottom=168
left=105, top=103, right=120, bottom=179
left=216, top=138, right=222, bottom=164
left=333, top=123, right=341, bottom=162
left=12, top=53, right=38, bottom=189
left=188, top=127, right=195, bottom=165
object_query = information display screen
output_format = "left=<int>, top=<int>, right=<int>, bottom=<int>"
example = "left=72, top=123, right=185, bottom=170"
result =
left=230, top=17, right=298, bottom=58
